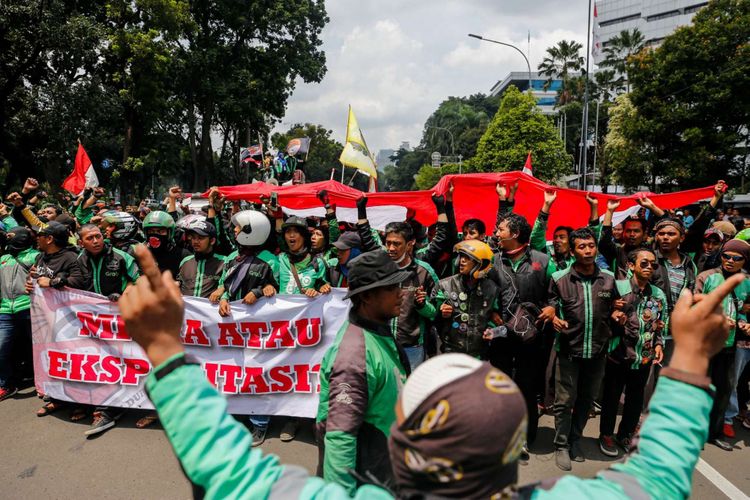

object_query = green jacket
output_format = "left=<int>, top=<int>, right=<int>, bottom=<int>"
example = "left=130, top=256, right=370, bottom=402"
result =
left=696, top=269, right=750, bottom=347
left=316, top=313, right=407, bottom=494
left=0, top=248, right=40, bottom=314
left=146, top=352, right=713, bottom=499
left=278, top=253, right=328, bottom=295
left=611, top=279, right=669, bottom=368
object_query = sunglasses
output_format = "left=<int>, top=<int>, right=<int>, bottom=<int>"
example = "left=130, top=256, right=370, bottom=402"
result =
left=721, top=253, right=745, bottom=262
left=639, top=260, right=659, bottom=270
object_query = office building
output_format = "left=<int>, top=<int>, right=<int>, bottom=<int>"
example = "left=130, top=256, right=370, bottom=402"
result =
left=489, top=71, right=567, bottom=115
left=593, top=0, right=709, bottom=65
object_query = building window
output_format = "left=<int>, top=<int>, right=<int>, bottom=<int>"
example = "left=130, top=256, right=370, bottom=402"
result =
left=685, top=2, right=708, bottom=14
left=645, top=37, right=665, bottom=46
left=599, top=13, right=641, bottom=28
left=537, top=97, right=557, bottom=106
left=646, top=9, right=681, bottom=22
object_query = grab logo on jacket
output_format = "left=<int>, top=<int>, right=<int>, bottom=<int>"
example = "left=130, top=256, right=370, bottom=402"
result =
left=285, top=274, right=313, bottom=293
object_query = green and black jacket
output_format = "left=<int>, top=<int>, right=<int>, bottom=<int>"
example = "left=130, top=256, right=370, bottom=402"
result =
left=548, top=266, right=618, bottom=359
left=178, top=252, right=226, bottom=298
left=77, top=243, right=139, bottom=296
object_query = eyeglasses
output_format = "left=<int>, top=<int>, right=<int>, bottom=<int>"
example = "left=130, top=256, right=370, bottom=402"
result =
left=721, top=253, right=745, bottom=262
left=639, top=260, right=659, bottom=270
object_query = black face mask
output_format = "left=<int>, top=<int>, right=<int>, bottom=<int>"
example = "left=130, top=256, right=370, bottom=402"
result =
left=147, top=234, right=170, bottom=252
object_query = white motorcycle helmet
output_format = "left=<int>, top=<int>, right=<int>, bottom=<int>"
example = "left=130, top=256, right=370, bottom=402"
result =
left=231, top=210, right=271, bottom=247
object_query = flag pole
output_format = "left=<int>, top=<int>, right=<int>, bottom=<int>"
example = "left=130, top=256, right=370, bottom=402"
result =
left=340, top=163, right=345, bottom=183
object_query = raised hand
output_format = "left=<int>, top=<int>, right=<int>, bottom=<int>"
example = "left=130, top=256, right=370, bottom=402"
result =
left=606, top=199, right=621, bottom=212
left=496, top=183, right=507, bottom=200
left=119, top=245, right=185, bottom=367
left=22, top=178, right=39, bottom=194
left=585, top=192, right=598, bottom=208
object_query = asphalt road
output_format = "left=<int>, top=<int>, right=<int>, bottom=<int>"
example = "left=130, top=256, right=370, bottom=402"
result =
left=2, top=385, right=749, bottom=499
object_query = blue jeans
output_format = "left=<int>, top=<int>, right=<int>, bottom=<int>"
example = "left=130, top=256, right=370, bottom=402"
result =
left=249, top=415, right=270, bottom=430
left=403, top=345, right=425, bottom=372
left=725, top=348, right=750, bottom=423
left=0, top=310, right=32, bottom=389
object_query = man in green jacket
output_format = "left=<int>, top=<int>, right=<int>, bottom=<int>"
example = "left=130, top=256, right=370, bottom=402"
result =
left=120, top=243, right=746, bottom=500
left=316, top=250, right=410, bottom=494
left=0, top=227, right=40, bottom=401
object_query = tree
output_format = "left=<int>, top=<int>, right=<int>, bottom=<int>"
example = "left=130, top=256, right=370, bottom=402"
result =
left=421, top=94, right=499, bottom=159
left=537, top=40, right=584, bottom=104
left=271, top=123, right=343, bottom=183
left=604, top=94, right=652, bottom=191
left=599, top=28, right=645, bottom=92
left=625, top=0, right=750, bottom=188
left=470, top=86, right=572, bottom=181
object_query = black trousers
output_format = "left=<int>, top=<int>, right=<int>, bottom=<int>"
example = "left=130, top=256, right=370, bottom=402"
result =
left=490, top=335, right=541, bottom=444
left=599, top=358, right=651, bottom=438
left=553, top=354, right=606, bottom=448
left=709, top=348, right=736, bottom=440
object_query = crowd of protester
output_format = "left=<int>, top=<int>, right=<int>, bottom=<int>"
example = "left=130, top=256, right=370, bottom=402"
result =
left=1, top=175, right=750, bottom=497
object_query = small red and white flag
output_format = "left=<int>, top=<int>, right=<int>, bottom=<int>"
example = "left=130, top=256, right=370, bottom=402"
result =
left=62, top=143, right=99, bottom=195
left=522, top=151, right=533, bottom=176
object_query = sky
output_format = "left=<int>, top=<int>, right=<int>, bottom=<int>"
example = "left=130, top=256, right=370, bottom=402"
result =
left=272, top=0, right=590, bottom=157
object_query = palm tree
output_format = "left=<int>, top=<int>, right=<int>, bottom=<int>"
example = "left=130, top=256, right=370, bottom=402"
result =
left=537, top=40, right=585, bottom=104
left=600, top=28, right=645, bottom=92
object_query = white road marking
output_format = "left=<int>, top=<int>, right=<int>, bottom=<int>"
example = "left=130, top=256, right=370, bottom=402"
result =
left=696, top=458, right=749, bottom=500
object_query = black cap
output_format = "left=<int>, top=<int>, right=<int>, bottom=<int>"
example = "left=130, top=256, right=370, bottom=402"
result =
left=37, top=221, right=69, bottom=242
left=333, top=231, right=361, bottom=250
left=7, top=227, right=32, bottom=251
left=282, top=216, right=308, bottom=231
left=186, top=219, right=216, bottom=237
left=345, top=250, right=410, bottom=299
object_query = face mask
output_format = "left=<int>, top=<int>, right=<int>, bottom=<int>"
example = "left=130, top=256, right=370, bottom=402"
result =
left=148, top=234, right=169, bottom=250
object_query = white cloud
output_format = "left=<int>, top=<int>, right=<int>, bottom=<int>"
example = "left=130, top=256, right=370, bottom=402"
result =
left=274, top=0, right=590, bottom=158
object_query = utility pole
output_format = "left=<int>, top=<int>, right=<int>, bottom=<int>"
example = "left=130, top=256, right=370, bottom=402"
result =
left=580, top=0, right=593, bottom=191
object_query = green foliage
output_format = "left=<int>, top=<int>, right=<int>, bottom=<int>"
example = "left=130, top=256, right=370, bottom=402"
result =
left=537, top=40, right=584, bottom=105
left=271, top=123, right=343, bottom=182
left=471, top=86, right=572, bottom=182
left=604, top=94, right=651, bottom=191
left=421, top=94, right=500, bottom=159
left=379, top=149, right=430, bottom=191
left=414, top=163, right=467, bottom=190
left=599, top=28, right=645, bottom=92
left=623, top=0, right=750, bottom=188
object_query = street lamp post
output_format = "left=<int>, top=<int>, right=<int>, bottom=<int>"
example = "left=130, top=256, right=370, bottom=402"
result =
left=426, top=125, right=461, bottom=174
left=468, top=34, right=532, bottom=92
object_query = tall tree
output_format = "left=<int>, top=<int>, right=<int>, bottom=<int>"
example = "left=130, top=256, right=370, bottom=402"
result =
left=625, top=0, right=750, bottom=188
left=470, top=86, right=572, bottom=181
left=537, top=40, right=584, bottom=105
left=599, top=28, right=645, bottom=92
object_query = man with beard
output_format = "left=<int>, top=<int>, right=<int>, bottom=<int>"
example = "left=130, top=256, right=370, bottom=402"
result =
left=0, top=227, right=39, bottom=401
left=599, top=248, right=667, bottom=457
left=541, top=227, right=617, bottom=470
left=695, top=239, right=750, bottom=451
left=77, top=224, right=139, bottom=436
left=142, top=211, right=190, bottom=276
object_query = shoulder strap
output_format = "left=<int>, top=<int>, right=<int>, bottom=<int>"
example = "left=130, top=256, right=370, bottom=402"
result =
left=290, top=261, right=305, bottom=292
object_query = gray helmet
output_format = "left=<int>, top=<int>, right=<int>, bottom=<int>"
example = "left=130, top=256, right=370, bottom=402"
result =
left=231, top=210, right=271, bottom=247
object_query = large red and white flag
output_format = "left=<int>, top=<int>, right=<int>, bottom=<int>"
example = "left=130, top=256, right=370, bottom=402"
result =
left=522, top=151, right=533, bottom=176
left=62, top=143, right=99, bottom=195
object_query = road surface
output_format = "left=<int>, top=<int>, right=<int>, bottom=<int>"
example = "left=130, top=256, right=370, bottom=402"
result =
left=2, top=386, right=749, bottom=499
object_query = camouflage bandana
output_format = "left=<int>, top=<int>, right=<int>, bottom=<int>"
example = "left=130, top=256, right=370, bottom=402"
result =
left=389, top=362, right=527, bottom=498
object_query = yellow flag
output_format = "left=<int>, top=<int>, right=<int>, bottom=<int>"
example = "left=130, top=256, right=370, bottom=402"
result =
left=339, top=106, right=378, bottom=178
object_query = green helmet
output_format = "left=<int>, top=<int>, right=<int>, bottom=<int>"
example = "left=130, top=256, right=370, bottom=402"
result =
left=142, top=210, right=176, bottom=238
left=735, top=228, right=750, bottom=242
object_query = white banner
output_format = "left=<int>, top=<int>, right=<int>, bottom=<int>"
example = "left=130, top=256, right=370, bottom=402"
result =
left=31, top=287, right=350, bottom=417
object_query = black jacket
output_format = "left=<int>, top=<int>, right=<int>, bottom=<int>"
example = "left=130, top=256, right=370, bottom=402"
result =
left=35, top=247, right=87, bottom=290
left=221, top=252, right=278, bottom=300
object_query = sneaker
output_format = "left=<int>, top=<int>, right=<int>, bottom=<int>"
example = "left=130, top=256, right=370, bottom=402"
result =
left=570, top=441, right=585, bottom=462
left=616, top=435, right=633, bottom=451
left=742, top=416, right=750, bottom=430
left=599, top=435, right=619, bottom=457
left=251, top=425, right=267, bottom=447
left=723, top=423, right=735, bottom=439
left=520, top=444, right=530, bottom=462
left=280, top=420, right=298, bottom=442
left=0, top=386, right=18, bottom=402
left=555, top=448, right=571, bottom=471
left=84, top=411, right=116, bottom=437
left=710, top=438, right=733, bottom=452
